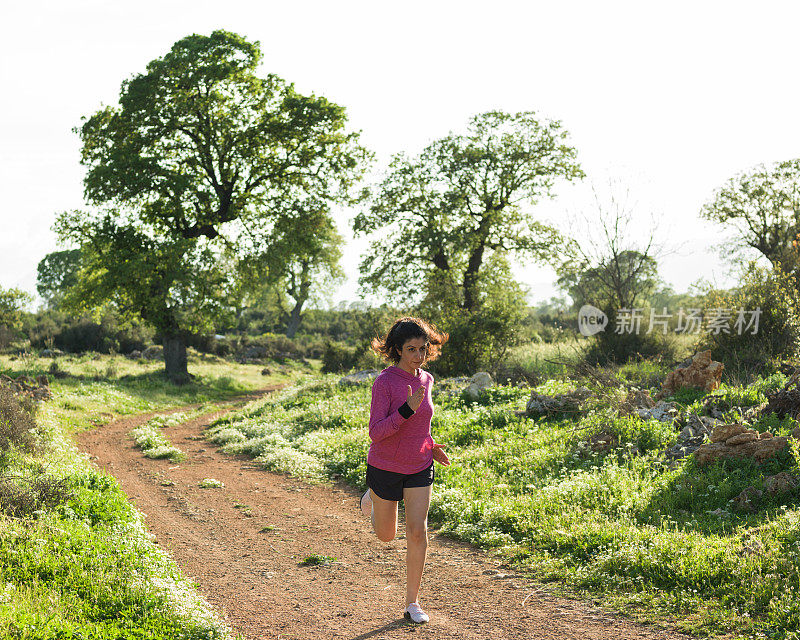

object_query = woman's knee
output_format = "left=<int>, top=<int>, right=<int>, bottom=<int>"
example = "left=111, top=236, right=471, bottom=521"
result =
left=405, top=521, right=428, bottom=544
left=374, top=516, right=397, bottom=541
left=375, top=527, right=397, bottom=542
left=371, top=496, right=398, bottom=541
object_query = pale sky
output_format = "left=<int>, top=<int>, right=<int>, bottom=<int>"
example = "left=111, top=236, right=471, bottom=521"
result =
left=3, top=0, right=799, bottom=311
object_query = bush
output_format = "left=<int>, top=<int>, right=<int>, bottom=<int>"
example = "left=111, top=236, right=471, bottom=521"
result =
left=582, top=307, right=680, bottom=366
left=321, top=341, right=360, bottom=373
left=0, top=325, right=18, bottom=350
left=428, top=285, right=527, bottom=377
left=229, top=332, right=308, bottom=361
left=0, top=473, right=72, bottom=518
left=694, top=261, right=800, bottom=383
left=26, top=310, right=154, bottom=354
left=0, top=388, right=39, bottom=458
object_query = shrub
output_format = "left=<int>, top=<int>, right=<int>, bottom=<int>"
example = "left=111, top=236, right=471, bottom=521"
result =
left=0, top=388, right=39, bottom=457
left=694, top=261, right=800, bottom=383
left=582, top=307, right=680, bottom=366
left=0, top=473, right=73, bottom=518
left=28, top=311, right=154, bottom=354
left=321, top=341, right=359, bottom=373
left=0, top=325, right=17, bottom=350
left=429, top=294, right=527, bottom=377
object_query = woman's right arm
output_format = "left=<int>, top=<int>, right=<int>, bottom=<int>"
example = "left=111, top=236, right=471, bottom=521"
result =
left=368, top=378, right=413, bottom=443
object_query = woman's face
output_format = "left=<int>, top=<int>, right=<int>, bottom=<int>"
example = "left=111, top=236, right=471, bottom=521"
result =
left=396, top=337, right=428, bottom=372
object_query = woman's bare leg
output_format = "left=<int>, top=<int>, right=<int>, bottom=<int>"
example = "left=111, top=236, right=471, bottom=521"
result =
left=369, top=489, right=399, bottom=542
left=402, top=485, right=432, bottom=607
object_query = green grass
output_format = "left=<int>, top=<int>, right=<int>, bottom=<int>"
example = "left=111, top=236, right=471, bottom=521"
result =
left=0, top=352, right=310, bottom=639
left=205, top=366, right=800, bottom=639
left=130, top=413, right=190, bottom=462
left=298, top=554, right=337, bottom=567
left=0, top=350, right=307, bottom=434
left=0, top=433, right=240, bottom=639
left=0, top=476, right=234, bottom=638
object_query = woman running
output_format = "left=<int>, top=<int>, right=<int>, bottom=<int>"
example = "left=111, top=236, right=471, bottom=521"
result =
left=359, top=316, right=450, bottom=624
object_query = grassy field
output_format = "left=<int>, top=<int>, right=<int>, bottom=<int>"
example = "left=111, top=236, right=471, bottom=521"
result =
left=0, top=350, right=307, bottom=434
left=4, top=344, right=800, bottom=638
left=0, top=350, right=311, bottom=639
left=205, top=362, right=800, bottom=639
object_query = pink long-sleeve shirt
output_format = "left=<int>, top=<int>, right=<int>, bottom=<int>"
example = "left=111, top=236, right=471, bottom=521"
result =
left=367, top=365, right=436, bottom=474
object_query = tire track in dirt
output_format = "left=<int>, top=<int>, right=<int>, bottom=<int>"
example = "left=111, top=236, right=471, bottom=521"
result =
left=74, top=387, right=695, bottom=640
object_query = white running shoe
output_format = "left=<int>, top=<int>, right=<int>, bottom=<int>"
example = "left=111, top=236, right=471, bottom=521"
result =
left=404, top=602, right=429, bottom=624
left=360, top=489, right=372, bottom=518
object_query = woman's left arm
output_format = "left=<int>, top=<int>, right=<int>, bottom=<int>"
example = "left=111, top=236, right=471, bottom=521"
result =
left=431, top=443, right=450, bottom=466
left=427, top=374, right=450, bottom=465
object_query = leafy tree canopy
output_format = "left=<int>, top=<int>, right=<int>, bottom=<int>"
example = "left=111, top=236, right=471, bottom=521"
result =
left=353, top=110, right=584, bottom=313
left=78, top=30, right=368, bottom=242
left=36, top=249, right=82, bottom=309
left=55, top=30, right=370, bottom=382
left=0, top=286, right=33, bottom=330
left=700, top=158, right=800, bottom=273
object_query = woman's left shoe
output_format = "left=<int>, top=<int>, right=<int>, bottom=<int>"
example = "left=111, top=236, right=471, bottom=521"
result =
left=403, top=602, right=430, bottom=624
left=360, top=489, right=372, bottom=518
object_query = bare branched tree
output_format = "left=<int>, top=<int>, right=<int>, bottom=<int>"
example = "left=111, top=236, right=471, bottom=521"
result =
left=555, top=179, right=676, bottom=312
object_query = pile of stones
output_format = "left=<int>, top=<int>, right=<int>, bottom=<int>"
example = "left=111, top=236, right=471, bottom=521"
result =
left=526, top=386, right=592, bottom=417
left=694, top=423, right=789, bottom=466
left=656, top=350, right=724, bottom=398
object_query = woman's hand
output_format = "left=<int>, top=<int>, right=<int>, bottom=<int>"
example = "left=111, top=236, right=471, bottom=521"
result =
left=407, top=384, right=425, bottom=412
left=432, top=443, right=450, bottom=466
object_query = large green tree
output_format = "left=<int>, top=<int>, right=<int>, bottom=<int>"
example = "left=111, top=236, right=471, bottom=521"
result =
left=353, top=110, right=584, bottom=313
left=36, top=249, right=82, bottom=309
left=55, top=30, right=369, bottom=382
left=0, top=286, right=32, bottom=331
left=262, top=201, right=344, bottom=338
left=700, top=159, right=800, bottom=276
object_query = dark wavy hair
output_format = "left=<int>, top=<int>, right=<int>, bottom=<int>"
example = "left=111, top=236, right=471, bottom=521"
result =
left=371, top=316, right=449, bottom=366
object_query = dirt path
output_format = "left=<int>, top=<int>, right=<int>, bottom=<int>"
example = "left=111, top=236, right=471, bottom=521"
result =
left=74, top=388, right=694, bottom=640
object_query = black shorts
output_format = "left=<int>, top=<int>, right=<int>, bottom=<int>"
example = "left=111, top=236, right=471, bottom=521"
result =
left=366, top=461, right=435, bottom=502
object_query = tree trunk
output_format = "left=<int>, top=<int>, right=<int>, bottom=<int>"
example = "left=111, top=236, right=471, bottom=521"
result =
left=462, top=243, right=486, bottom=312
left=285, top=300, right=305, bottom=339
left=462, top=218, right=491, bottom=313
left=163, top=334, right=190, bottom=385
left=285, top=261, right=311, bottom=339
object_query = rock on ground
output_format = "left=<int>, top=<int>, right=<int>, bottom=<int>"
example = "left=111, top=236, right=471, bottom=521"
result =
left=465, top=372, right=494, bottom=399
left=636, top=400, right=679, bottom=424
left=693, top=423, right=788, bottom=466
left=338, top=370, right=381, bottom=386
left=617, top=388, right=655, bottom=416
left=526, top=387, right=591, bottom=417
left=658, top=350, right=723, bottom=396
left=664, top=414, right=722, bottom=462
left=764, top=472, right=798, bottom=495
